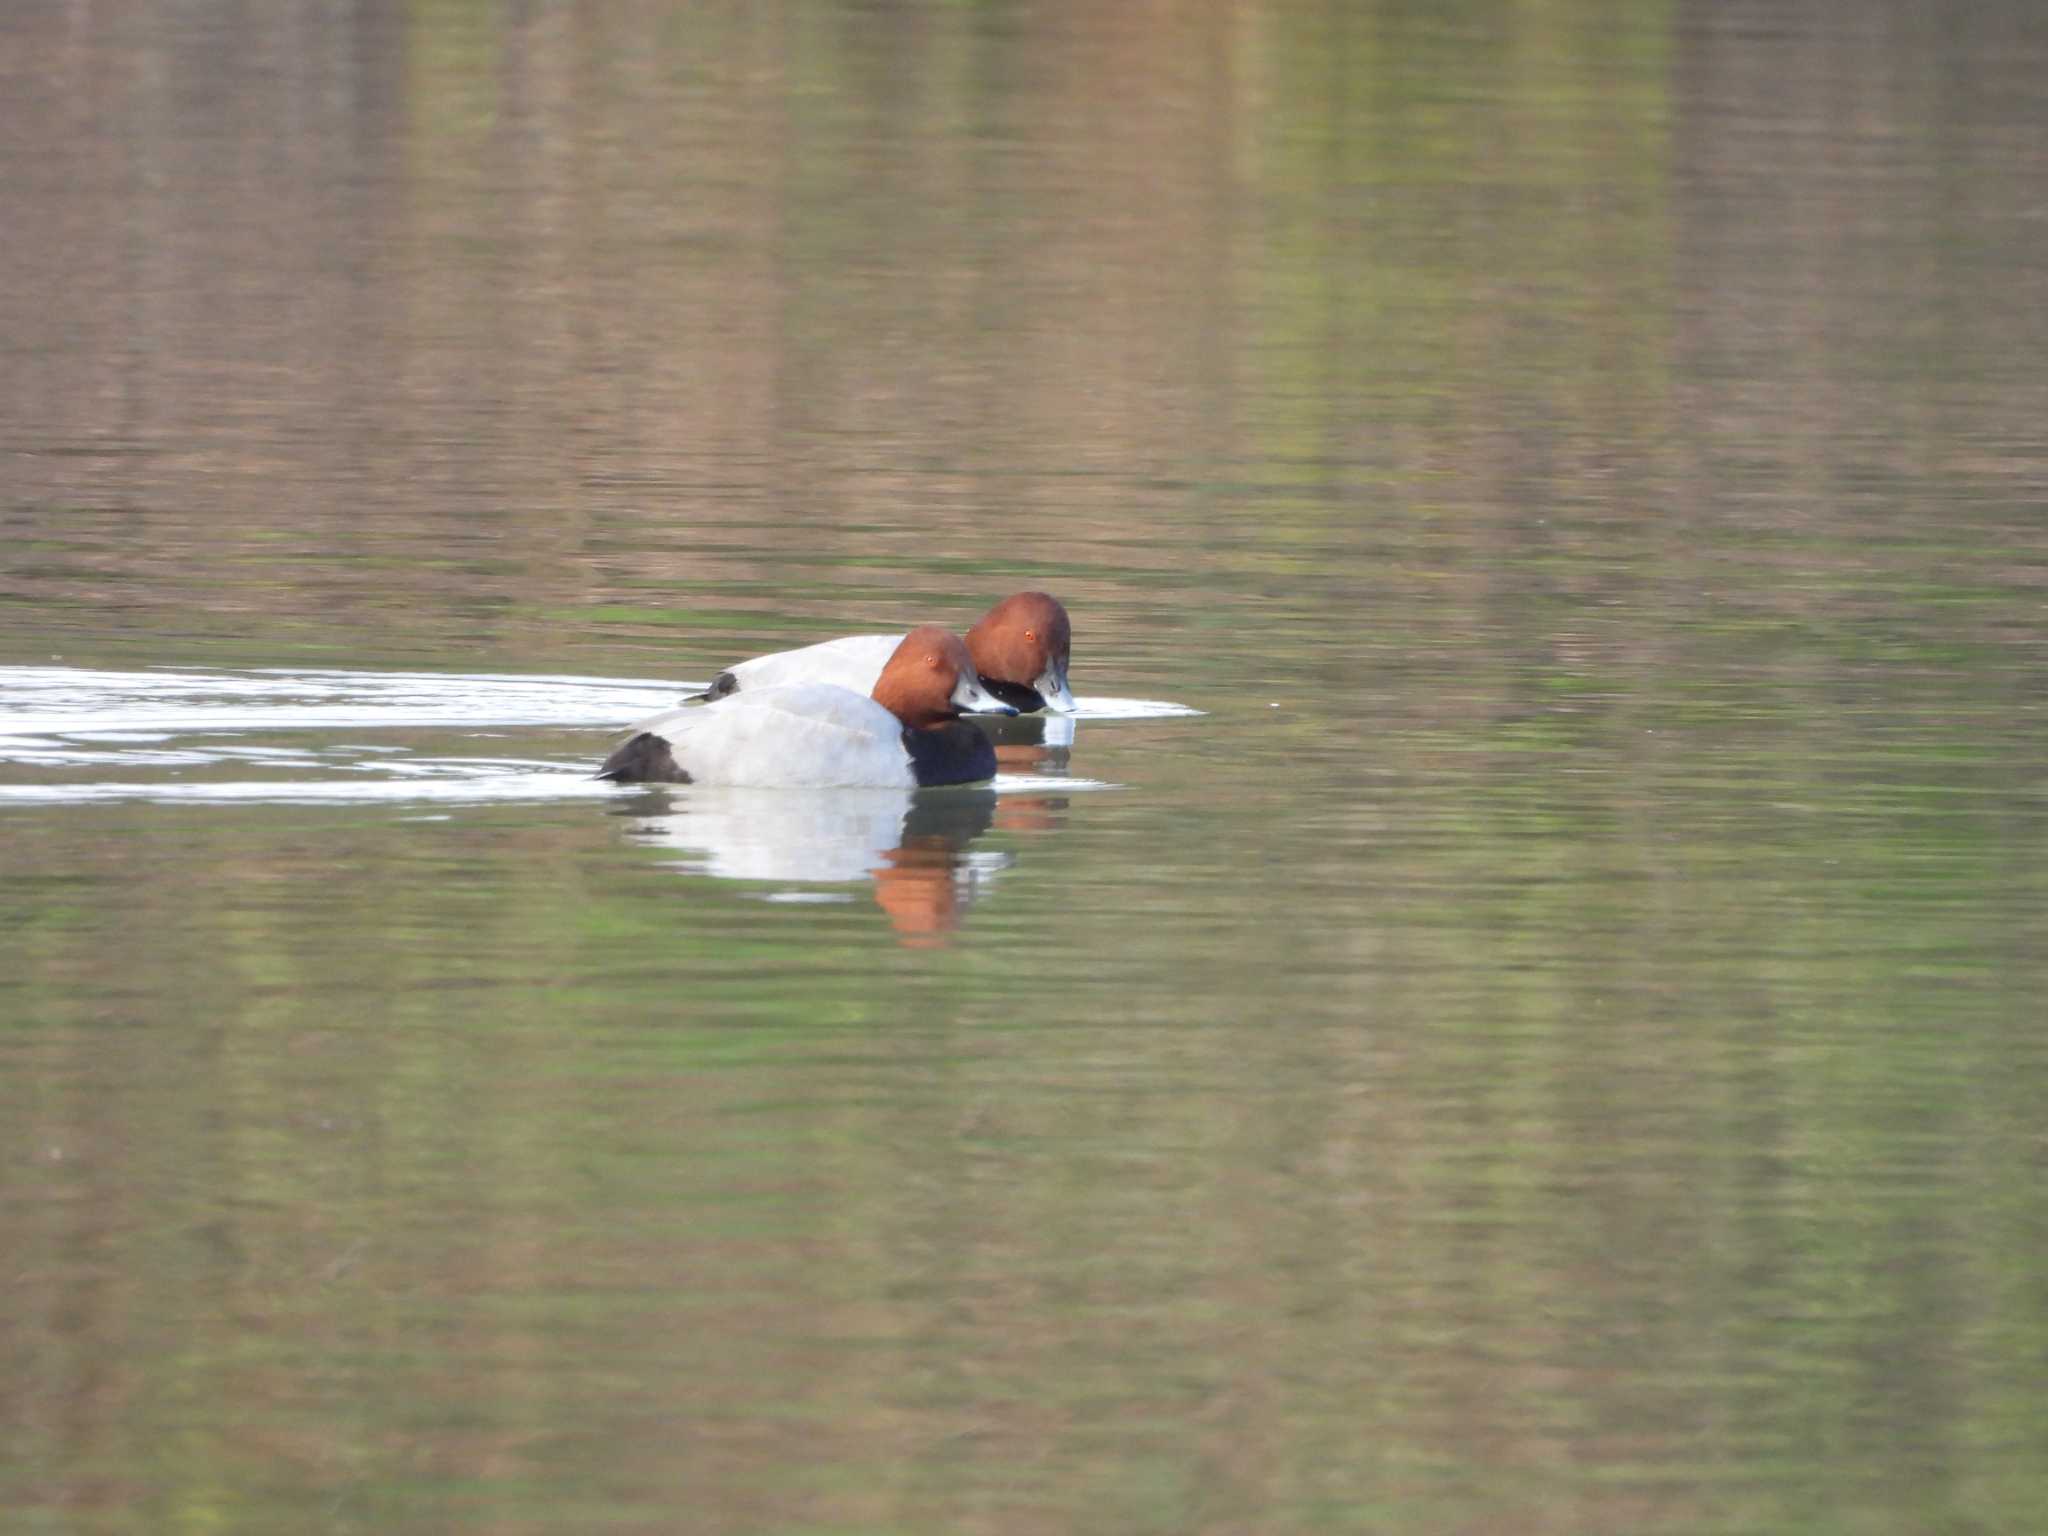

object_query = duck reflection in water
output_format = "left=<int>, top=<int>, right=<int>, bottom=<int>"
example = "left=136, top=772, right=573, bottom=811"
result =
left=614, top=786, right=1011, bottom=947
left=974, top=711, right=1074, bottom=835
left=870, top=794, right=1006, bottom=947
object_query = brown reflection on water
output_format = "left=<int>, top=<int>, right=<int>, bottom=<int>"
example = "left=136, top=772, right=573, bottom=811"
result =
left=992, top=736, right=1073, bottom=834
left=870, top=790, right=1003, bottom=947
left=615, top=782, right=1009, bottom=948
left=991, top=793, right=1069, bottom=836
left=869, top=838, right=974, bottom=948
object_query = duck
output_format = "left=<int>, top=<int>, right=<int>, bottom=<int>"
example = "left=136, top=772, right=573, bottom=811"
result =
left=691, top=591, right=1076, bottom=714
left=599, top=626, right=1017, bottom=787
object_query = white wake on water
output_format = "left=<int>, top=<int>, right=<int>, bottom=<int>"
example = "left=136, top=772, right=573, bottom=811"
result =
left=0, top=665, right=1146, bottom=806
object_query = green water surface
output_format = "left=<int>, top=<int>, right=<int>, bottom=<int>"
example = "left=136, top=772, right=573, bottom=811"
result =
left=5, top=3, right=2048, bottom=1532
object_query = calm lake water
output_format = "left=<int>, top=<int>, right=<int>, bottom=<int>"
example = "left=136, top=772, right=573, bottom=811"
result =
left=6, top=3, right=2048, bottom=1532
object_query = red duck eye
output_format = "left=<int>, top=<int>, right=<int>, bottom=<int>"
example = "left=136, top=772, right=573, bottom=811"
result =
left=1024, top=630, right=1035, bottom=641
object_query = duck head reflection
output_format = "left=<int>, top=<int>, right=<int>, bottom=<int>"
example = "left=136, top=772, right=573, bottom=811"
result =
left=972, top=711, right=1074, bottom=834
left=614, top=786, right=1010, bottom=947
left=869, top=793, right=1008, bottom=947
left=975, top=709, right=1075, bottom=764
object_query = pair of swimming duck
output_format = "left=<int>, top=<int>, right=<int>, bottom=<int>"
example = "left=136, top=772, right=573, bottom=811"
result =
left=598, top=592, right=1073, bottom=789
